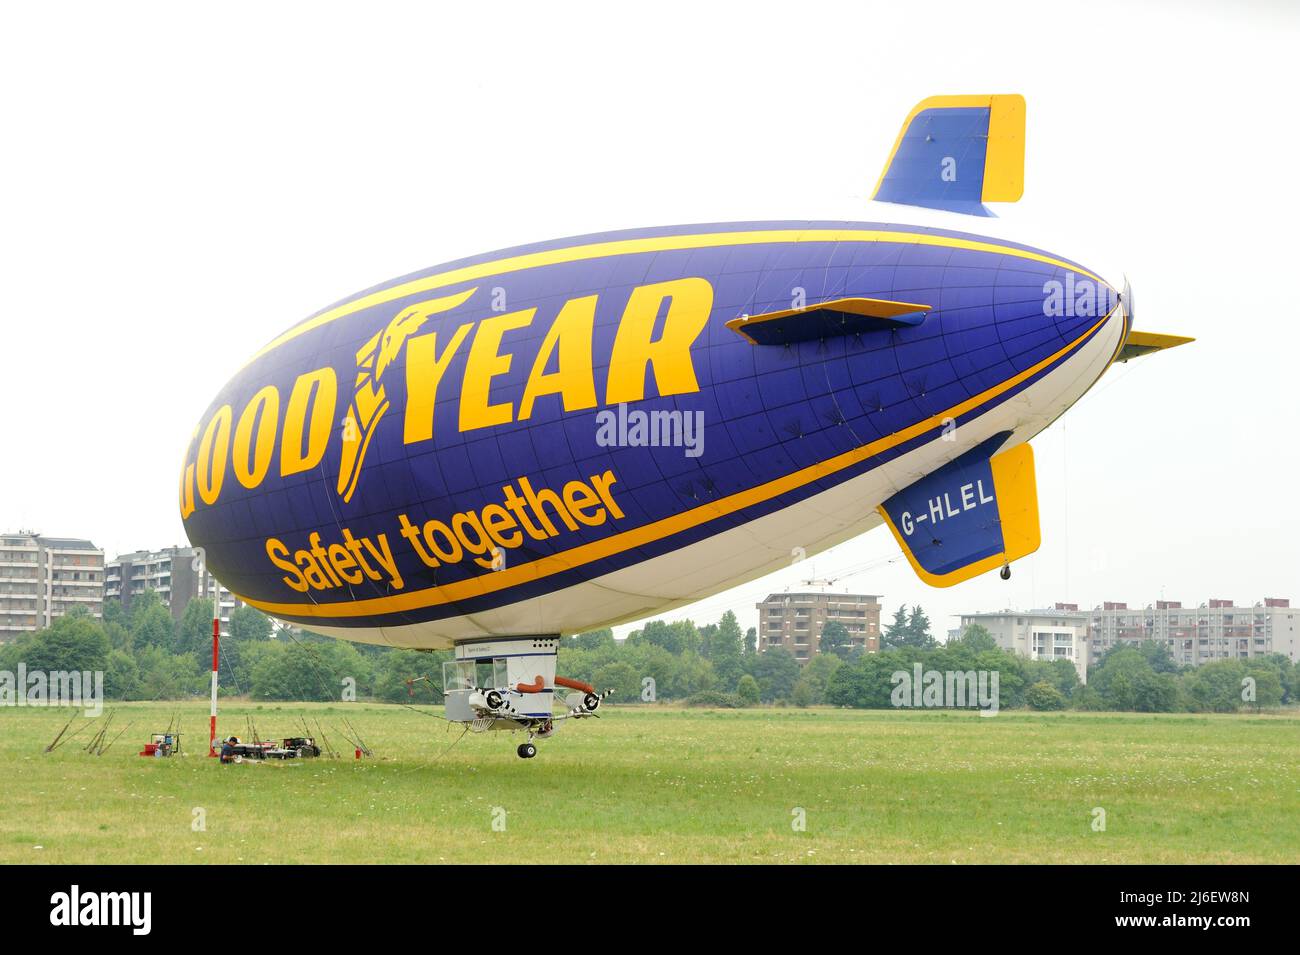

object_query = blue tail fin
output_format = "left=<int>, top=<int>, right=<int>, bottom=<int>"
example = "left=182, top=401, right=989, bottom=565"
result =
left=878, top=433, right=1040, bottom=587
left=872, top=94, right=1025, bottom=216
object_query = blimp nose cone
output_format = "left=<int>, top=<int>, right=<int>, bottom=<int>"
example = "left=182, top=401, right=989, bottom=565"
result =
left=1120, top=275, right=1134, bottom=337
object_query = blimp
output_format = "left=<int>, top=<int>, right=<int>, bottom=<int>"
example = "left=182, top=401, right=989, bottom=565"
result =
left=180, top=94, right=1189, bottom=752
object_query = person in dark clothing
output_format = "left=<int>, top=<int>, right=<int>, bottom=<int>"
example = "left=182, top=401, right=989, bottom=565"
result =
left=219, top=736, right=240, bottom=764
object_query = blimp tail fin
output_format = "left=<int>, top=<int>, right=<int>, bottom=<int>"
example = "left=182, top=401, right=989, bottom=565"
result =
left=877, top=433, right=1040, bottom=587
left=872, top=94, right=1026, bottom=217
left=726, top=296, right=930, bottom=345
left=1117, top=330, right=1195, bottom=362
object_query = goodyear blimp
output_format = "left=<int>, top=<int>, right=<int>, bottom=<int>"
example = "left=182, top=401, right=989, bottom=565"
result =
left=180, top=94, right=1189, bottom=754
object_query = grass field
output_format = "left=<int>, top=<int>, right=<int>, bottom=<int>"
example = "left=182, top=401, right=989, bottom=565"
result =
left=2, top=701, right=1296, bottom=864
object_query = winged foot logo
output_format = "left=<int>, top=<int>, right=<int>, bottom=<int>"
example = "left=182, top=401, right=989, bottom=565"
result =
left=337, top=287, right=478, bottom=502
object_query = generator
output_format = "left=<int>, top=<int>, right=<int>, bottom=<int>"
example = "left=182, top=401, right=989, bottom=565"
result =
left=139, top=732, right=181, bottom=757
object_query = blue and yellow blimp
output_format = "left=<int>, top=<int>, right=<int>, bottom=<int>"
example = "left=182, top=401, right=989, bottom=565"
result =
left=180, top=94, right=1189, bottom=650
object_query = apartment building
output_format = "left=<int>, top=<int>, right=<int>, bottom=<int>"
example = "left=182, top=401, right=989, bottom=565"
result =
left=757, top=591, right=881, bottom=661
left=0, top=532, right=105, bottom=641
left=105, top=545, right=241, bottom=624
left=1087, top=598, right=1297, bottom=666
left=958, top=603, right=1089, bottom=681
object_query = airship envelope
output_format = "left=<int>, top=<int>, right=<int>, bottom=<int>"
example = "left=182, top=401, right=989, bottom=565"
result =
left=179, top=94, right=1191, bottom=650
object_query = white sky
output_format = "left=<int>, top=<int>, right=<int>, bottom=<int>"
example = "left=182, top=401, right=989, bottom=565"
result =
left=2, top=0, right=1296, bottom=639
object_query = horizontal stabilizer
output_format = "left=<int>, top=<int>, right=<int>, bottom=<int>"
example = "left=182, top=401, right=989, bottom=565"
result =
left=1117, top=330, right=1194, bottom=363
left=727, top=297, right=930, bottom=346
left=879, top=433, right=1040, bottom=587
left=872, top=94, right=1026, bottom=216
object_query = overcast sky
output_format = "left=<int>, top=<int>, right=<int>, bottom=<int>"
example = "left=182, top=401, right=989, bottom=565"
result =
left=2, top=0, right=1296, bottom=638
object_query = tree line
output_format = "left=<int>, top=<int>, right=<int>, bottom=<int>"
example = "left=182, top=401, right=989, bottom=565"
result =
left=821, top=618, right=1298, bottom=713
left=0, top=595, right=1295, bottom=713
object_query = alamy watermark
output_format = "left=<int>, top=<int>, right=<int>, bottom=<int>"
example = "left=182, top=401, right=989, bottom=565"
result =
left=595, top=403, right=704, bottom=458
left=891, top=664, right=999, bottom=716
left=1, top=664, right=103, bottom=716
left=50, top=885, right=151, bottom=935
left=1043, top=275, right=1106, bottom=318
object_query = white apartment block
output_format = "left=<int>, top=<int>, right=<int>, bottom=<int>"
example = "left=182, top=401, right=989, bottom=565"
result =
left=958, top=604, right=1089, bottom=682
left=0, top=532, right=105, bottom=641
left=959, top=598, right=1298, bottom=672
left=105, top=545, right=241, bottom=624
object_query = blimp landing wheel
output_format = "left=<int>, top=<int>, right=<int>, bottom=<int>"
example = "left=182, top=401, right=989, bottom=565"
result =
left=582, top=693, right=600, bottom=712
left=1000, top=564, right=1011, bottom=581
left=517, top=742, right=537, bottom=759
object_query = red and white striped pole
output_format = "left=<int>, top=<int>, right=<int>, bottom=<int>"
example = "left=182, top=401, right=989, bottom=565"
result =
left=208, top=589, right=219, bottom=757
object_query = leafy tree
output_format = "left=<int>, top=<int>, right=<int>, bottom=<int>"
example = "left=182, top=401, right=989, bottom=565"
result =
left=129, top=590, right=176, bottom=650
left=801, top=653, right=843, bottom=705
left=818, top=620, right=852, bottom=659
left=878, top=605, right=937, bottom=651
left=792, top=676, right=815, bottom=707
left=1023, top=658, right=1080, bottom=699
left=1128, top=639, right=1180, bottom=674
left=216, top=637, right=267, bottom=697
left=103, top=620, right=132, bottom=653
left=744, top=627, right=757, bottom=656
left=880, top=604, right=910, bottom=650
left=568, top=628, right=615, bottom=651
left=1183, top=660, right=1249, bottom=713
left=1025, top=680, right=1066, bottom=711
left=750, top=646, right=799, bottom=702
left=666, top=652, right=715, bottom=699
left=639, top=620, right=682, bottom=654
left=16, top=608, right=110, bottom=673
left=710, top=611, right=746, bottom=691
left=618, top=642, right=679, bottom=702
left=673, top=621, right=702, bottom=655
left=1131, top=669, right=1180, bottom=712
left=228, top=605, right=273, bottom=643
left=736, top=673, right=761, bottom=706
left=249, top=640, right=373, bottom=701
left=697, top=623, right=719, bottom=660
left=373, top=649, right=450, bottom=703
left=555, top=646, right=603, bottom=690
left=1047, top=658, right=1080, bottom=697
left=1241, top=659, right=1285, bottom=709
left=1270, top=654, right=1298, bottom=703
left=0, top=639, right=19, bottom=674
left=591, top=661, right=641, bottom=703
left=825, top=651, right=906, bottom=708
left=558, top=637, right=733, bottom=703
left=176, top=598, right=214, bottom=657
left=1087, top=647, right=1177, bottom=712
left=249, top=643, right=321, bottom=701
left=905, top=605, right=936, bottom=649
left=974, top=648, right=1027, bottom=709
left=102, top=598, right=126, bottom=629
left=134, top=645, right=202, bottom=699
left=1088, top=647, right=1147, bottom=709
left=1096, top=639, right=1178, bottom=674
left=1109, top=670, right=1139, bottom=710
left=637, top=620, right=700, bottom=656
left=956, top=623, right=998, bottom=653
left=104, top=649, right=140, bottom=699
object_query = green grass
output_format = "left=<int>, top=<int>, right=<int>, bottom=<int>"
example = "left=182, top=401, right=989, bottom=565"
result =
left=1, top=701, right=1296, bottom=863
